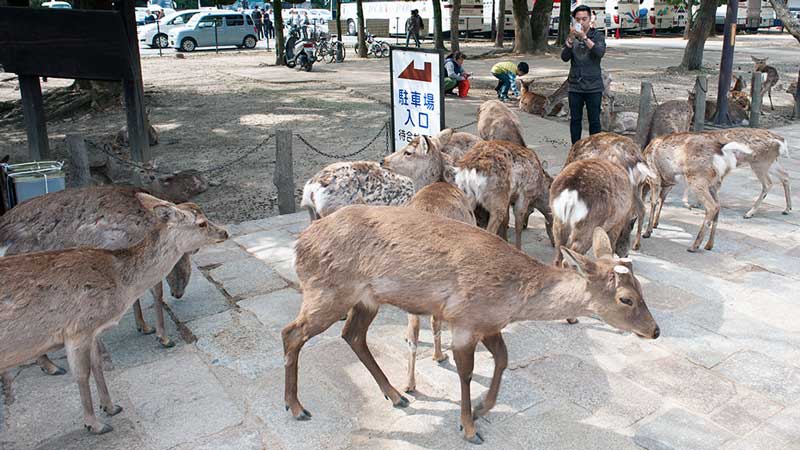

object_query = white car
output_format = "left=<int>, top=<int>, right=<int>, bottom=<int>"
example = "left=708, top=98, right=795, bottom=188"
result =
left=139, top=10, right=201, bottom=48
left=41, top=1, right=72, bottom=8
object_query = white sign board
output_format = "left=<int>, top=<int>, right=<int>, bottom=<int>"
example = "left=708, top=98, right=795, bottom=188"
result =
left=390, top=47, right=444, bottom=152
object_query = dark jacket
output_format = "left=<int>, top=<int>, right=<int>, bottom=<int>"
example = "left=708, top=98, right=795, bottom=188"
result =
left=561, top=28, right=606, bottom=93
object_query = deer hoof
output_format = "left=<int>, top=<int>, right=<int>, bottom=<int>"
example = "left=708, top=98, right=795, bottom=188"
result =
left=566, top=318, right=579, bottom=325
left=157, top=336, right=175, bottom=348
left=642, top=231, right=652, bottom=239
left=687, top=246, right=699, bottom=253
left=465, top=432, right=484, bottom=445
left=103, top=404, right=123, bottom=416
left=85, top=422, right=113, bottom=435
left=295, top=408, right=312, bottom=420
left=393, top=396, right=410, bottom=408
left=137, top=324, right=155, bottom=335
left=42, top=366, right=67, bottom=376
left=404, top=385, right=416, bottom=394
left=433, top=353, right=449, bottom=364
left=704, top=243, right=714, bottom=251
left=782, top=210, right=790, bottom=215
left=743, top=212, right=754, bottom=219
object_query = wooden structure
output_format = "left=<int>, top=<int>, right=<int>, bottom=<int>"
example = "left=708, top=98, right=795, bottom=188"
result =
left=0, top=0, right=150, bottom=163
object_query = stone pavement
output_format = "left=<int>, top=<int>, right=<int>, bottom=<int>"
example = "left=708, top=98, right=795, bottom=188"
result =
left=1, top=123, right=799, bottom=449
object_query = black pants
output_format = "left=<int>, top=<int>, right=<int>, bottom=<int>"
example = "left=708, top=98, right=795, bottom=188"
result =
left=568, top=91, right=603, bottom=144
left=255, top=22, right=263, bottom=39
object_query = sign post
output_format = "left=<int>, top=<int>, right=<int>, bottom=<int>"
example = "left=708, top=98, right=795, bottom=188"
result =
left=389, top=47, right=445, bottom=153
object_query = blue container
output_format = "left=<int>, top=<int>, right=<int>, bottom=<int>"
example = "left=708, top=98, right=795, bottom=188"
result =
left=1, top=161, right=65, bottom=208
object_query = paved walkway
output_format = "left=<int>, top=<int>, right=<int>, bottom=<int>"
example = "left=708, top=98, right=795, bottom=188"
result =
left=1, top=120, right=799, bottom=450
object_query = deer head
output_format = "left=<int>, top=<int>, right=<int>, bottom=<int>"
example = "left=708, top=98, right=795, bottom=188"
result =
left=751, top=56, right=768, bottom=71
left=382, top=135, right=449, bottom=189
left=135, top=193, right=228, bottom=254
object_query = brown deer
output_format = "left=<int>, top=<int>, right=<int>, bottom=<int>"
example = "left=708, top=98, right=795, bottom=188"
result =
left=282, top=207, right=660, bottom=444
left=730, top=75, right=751, bottom=112
left=454, top=140, right=554, bottom=249
left=543, top=73, right=613, bottom=117
left=519, top=79, right=548, bottom=115
left=404, top=182, right=476, bottom=393
left=639, top=96, right=693, bottom=149
left=434, top=128, right=483, bottom=160
left=565, top=132, right=653, bottom=250
left=476, top=100, right=526, bottom=147
left=0, top=193, right=227, bottom=434
left=0, top=185, right=194, bottom=377
left=600, top=97, right=638, bottom=134
left=382, top=135, right=455, bottom=190
left=642, top=132, right=752, bottom=252
left=704, top=128, right=791, bottom=218
left=752, top=56, right=779, bottom=111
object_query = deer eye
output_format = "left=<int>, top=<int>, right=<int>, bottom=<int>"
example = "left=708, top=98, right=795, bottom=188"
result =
left=619, top=297, right=633, bottom=306
left=404, top=151, right=413, bottom=156
left=198, top=221, right=208, bottom=228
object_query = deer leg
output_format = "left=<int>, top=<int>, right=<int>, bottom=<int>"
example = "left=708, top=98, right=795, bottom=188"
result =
left=653, top=184, right=674, bottom=229
left=150, top=282, right=174, bottom=348
left=472, top=333, right=507, bottom=420
left=513, top=198, right=531, bottom=249
left=452, top=330, right=481, bottom=444
left=342, top=302, right=408, bottom=408
left=404, top=314, right=420, bottom=393
left=36, top=354, right=66, bottom=376
left=704, top=184, right=722, bottom=251
left=768, top=87, right=774, bottom=110
left=65, top=337, right=112, bottom=434
left=770, top=161, right=792, bottom=215
left=96, top=339, right=114, bottom=371
left=485, top=210, right=508, bottom=241
left=744, top=162, right=773, bottom=218
left=643, top=181, right=661, bottom=239
left=687, top=182, right=718, bottom=252
left=632, top=192, right=645, bottom=251
left=132, top=300, right=154, bottom=335
left=551, top=219, right=568, bottom=266
left=431, top=315, right=448, bottom=363
left=90, top=338, right=121, bottom=417
left=564, top=229, right=594, bottom=325
left=2, top=370, right=15, bottom=405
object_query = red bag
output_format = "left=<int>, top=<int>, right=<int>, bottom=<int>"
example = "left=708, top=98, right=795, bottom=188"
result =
left=458, top=79, right=470, bottom=98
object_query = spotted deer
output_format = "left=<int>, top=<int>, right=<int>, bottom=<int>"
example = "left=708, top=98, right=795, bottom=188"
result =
left=0, top=194, right=227, bottom=434
left=730, top=75, right=751, bottom=112
left=477, top=100, right=526, bottom=146
left=0, top=186, right=195, bottom=377
left=455, top=140, right=554, bottom=249
left=752, top=56, right=779, bottom=110
left=639, top=96, right=693, bottom=149
left=643, top=132, right=752, bottom=252
left=404, top=182, right=476, bottom=393
left=282, top=208, right=659, bottom=444
left=600, top=97, right=638, bottom=134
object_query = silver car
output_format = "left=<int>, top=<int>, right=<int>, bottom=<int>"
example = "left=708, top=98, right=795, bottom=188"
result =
left=138, top=10, right=200, bottom=48
left=169, top=11, right=258, bottom=52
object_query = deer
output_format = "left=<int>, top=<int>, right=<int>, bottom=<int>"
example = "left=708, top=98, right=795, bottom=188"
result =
left=543, top=72, right=613, bottom=117
left=0, top=193, right=227, bottom=435
left=454, top=140, right=554, bottom=249
left=476, top=100, right=526, bottom=147
left=0, top=185, right=195, bottom=377
left=300, top=161, right=415, bottom=221
left=565, top=132, right=653, bottom=251
left=382, top=135, right=455, bottom=189
left=519, top=79, right=548, bottom=115
left=600, top=97, right=638, bottom=134
left=282, top=207, right=660, bottom=444
left=434, top=128, right=484, bottom=160
left=642, top=132, right=752, bottom=252
left=751, top=56, right=779, bottom=111
left=639, top=95, right=693, bottom=150
left=703, top=128, right=791, bottom=218
left=730, top=75, right=751, bottom=112
left=403, top=182, right=476, bottom=393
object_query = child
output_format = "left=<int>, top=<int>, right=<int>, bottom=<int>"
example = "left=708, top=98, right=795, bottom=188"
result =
left=491, top=61, right=529, bottom=102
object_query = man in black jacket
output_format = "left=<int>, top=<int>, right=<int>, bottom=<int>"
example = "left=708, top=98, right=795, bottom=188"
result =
left=561, top=5, right=606, bottom=144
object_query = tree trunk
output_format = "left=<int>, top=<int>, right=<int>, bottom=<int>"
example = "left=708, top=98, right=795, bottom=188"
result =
left=357, top=0, right=367, bottom=57
left=528, top=0, right=552, bottom=53
left=433, top=0, right=445, bottom=49
left=336, top=0, right=343, bottom=39
left=273, top=0, right=285, bottom=65
left=770, top=0, right=800, bottom=43
left=494, top=0, right=506, bottom=47
left=450, top=0, right=461, bottom=52
left=556, top=0, right=571, bottom=46
left=684, top=1, right=693, bottom=39
left=680, top=0, right=716, bottom=70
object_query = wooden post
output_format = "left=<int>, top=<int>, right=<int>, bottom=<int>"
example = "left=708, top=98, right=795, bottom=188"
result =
left=693, top=75, right=707, bottom=132
left=119, top=0, right=151, bottom=166
left=713, top=0, right=738, bottom=126
left=18, top=75, right=50, bottom=161
left=274, top=130, right=295, bottom=215
left=793, top=68, right=799, bottom=120
left=66, top=134, right=91, bottom=187
left=749, top=73, right=763, bottom=128
left=634, top=82, right=654, bottom=149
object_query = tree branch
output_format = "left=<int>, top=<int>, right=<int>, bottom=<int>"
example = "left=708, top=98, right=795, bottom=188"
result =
left=770, top=0, right=800, bottom=43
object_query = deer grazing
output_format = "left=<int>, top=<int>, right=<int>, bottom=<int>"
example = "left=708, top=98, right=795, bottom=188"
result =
left=454, top=140, right=554, bottom=249
left=752, top=56, right=779, bottom=111
left=0, top=193, right=227, bottom=434
left=477, top=100, right=526, bottom=146
left=643, top=132, right=752, bottom=252
left=282, top=207, right=660, bottom=444
left=0, top=185, right=195, bottom=377
left=565, top=132, right=653, bottom=250
left=704, top=128, right=791, bottom=218
left=403, top=182, right=476, bottom=393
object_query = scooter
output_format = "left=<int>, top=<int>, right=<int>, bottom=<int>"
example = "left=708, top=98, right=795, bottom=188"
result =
left=284, top=25, right=316, bottom=72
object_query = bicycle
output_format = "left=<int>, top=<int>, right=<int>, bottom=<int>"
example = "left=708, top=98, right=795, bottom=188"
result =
left=320, top=35, right=346, bottom=63
left=353, top=32, right=389, bottom=58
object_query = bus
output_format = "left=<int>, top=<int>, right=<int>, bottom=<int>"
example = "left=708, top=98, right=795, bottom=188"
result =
left=548, top=0, right=608, bottom=33
left=339, top=0, right=485, bottom=36
left=481, top=0, right=525, bottom=35
left=605, top=0, right=639, bottom=32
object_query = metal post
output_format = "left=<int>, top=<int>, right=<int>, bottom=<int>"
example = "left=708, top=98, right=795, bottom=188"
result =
left=274, top=130, right=295, bottom=215
left=66, top=134, right=91, bottom=187
left=465, top=17, right=469, bottom=42
left=692, top=75, right=707, bottom=132
left=713, top=0, right=739, bottom=126
left=214, top=20, right=219, bottom=53
left=156, top=19, right=163, bottom=57
left=395, top=17, right=399, bottom=44
left=634, top=82, right=654, bottom=149
left=749, top=74, right=763, bottom=128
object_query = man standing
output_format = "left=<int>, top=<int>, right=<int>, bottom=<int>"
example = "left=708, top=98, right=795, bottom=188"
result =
left=252, top=6, right=264, bottom=40
left=405, top=9, right=423, bottom=47
left=302, top=11, right=310, bottom=40
left=561, top=5, right=606, bottom=144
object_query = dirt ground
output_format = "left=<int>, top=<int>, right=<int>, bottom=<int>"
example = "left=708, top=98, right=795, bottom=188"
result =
left=1, top=35, right=797, bottom=223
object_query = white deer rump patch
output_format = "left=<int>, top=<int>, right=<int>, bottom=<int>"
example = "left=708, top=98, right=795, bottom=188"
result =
left=552, top=189, right=588, bottom=226
left=454, top=168, right=488, bottom=202
left=301, top=181, right=325, bottom=210
left=775, top=138, right=789, bottom=157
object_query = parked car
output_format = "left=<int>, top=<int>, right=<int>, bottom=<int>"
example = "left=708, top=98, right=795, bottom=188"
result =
left=139, top=10, right=201, bottom=48
left=41, top=1, right=72, bottom=8
left=169, top=11, right=258, bottom=52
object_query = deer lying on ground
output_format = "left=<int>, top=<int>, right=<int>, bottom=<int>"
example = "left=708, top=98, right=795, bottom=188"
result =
left=0, top=193, right=227, bottom=434
left=730, top=75, right=751, bottom=112
left=455, top=140, right=554, bottom=249
left=643, top=132, right=752, bottom=252
left=519, top=79, right=548, bottom=115
left=0, top=185, right=194, bottom=377
left=704, top=128, right=791, bottom=218
left=752, top=56, right=779, bottom=111
left=404, top=182, right=476, bottom=393
left=300, top=161, right=415, bottom=220
left=542, top=73, right=614, bottom=117
left=565, top=132, right=653, bottom=250
left=477, top=100, right=526, bottom=146
left=600, top=97, right=638, bottom=134
left=283, top=209, right=660, bottom=444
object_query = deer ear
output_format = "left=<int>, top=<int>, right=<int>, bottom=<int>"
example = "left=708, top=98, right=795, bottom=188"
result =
left=592, top=227, right=614, bottom=259
left=418, top=135, right=431, bottom=154
left=136, top=192, right=180, bottom=223
left=561, top=247, right=594, bottom=278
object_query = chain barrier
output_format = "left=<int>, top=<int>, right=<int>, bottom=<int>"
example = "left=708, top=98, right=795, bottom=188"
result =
left=295, top=122, right=387, bottom=159
left=452, top=119, right=478, bottom=131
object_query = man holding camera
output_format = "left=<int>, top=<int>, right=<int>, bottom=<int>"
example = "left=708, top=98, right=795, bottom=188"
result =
left=561, top=5, right=606, bottom=144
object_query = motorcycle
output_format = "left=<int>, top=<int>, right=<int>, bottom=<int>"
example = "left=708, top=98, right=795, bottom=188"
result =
left=284, top=25, right=316, bottom=72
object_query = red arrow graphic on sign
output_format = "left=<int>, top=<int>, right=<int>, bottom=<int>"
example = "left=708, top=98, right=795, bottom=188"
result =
left=398, top=61, right=432, bottom=82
